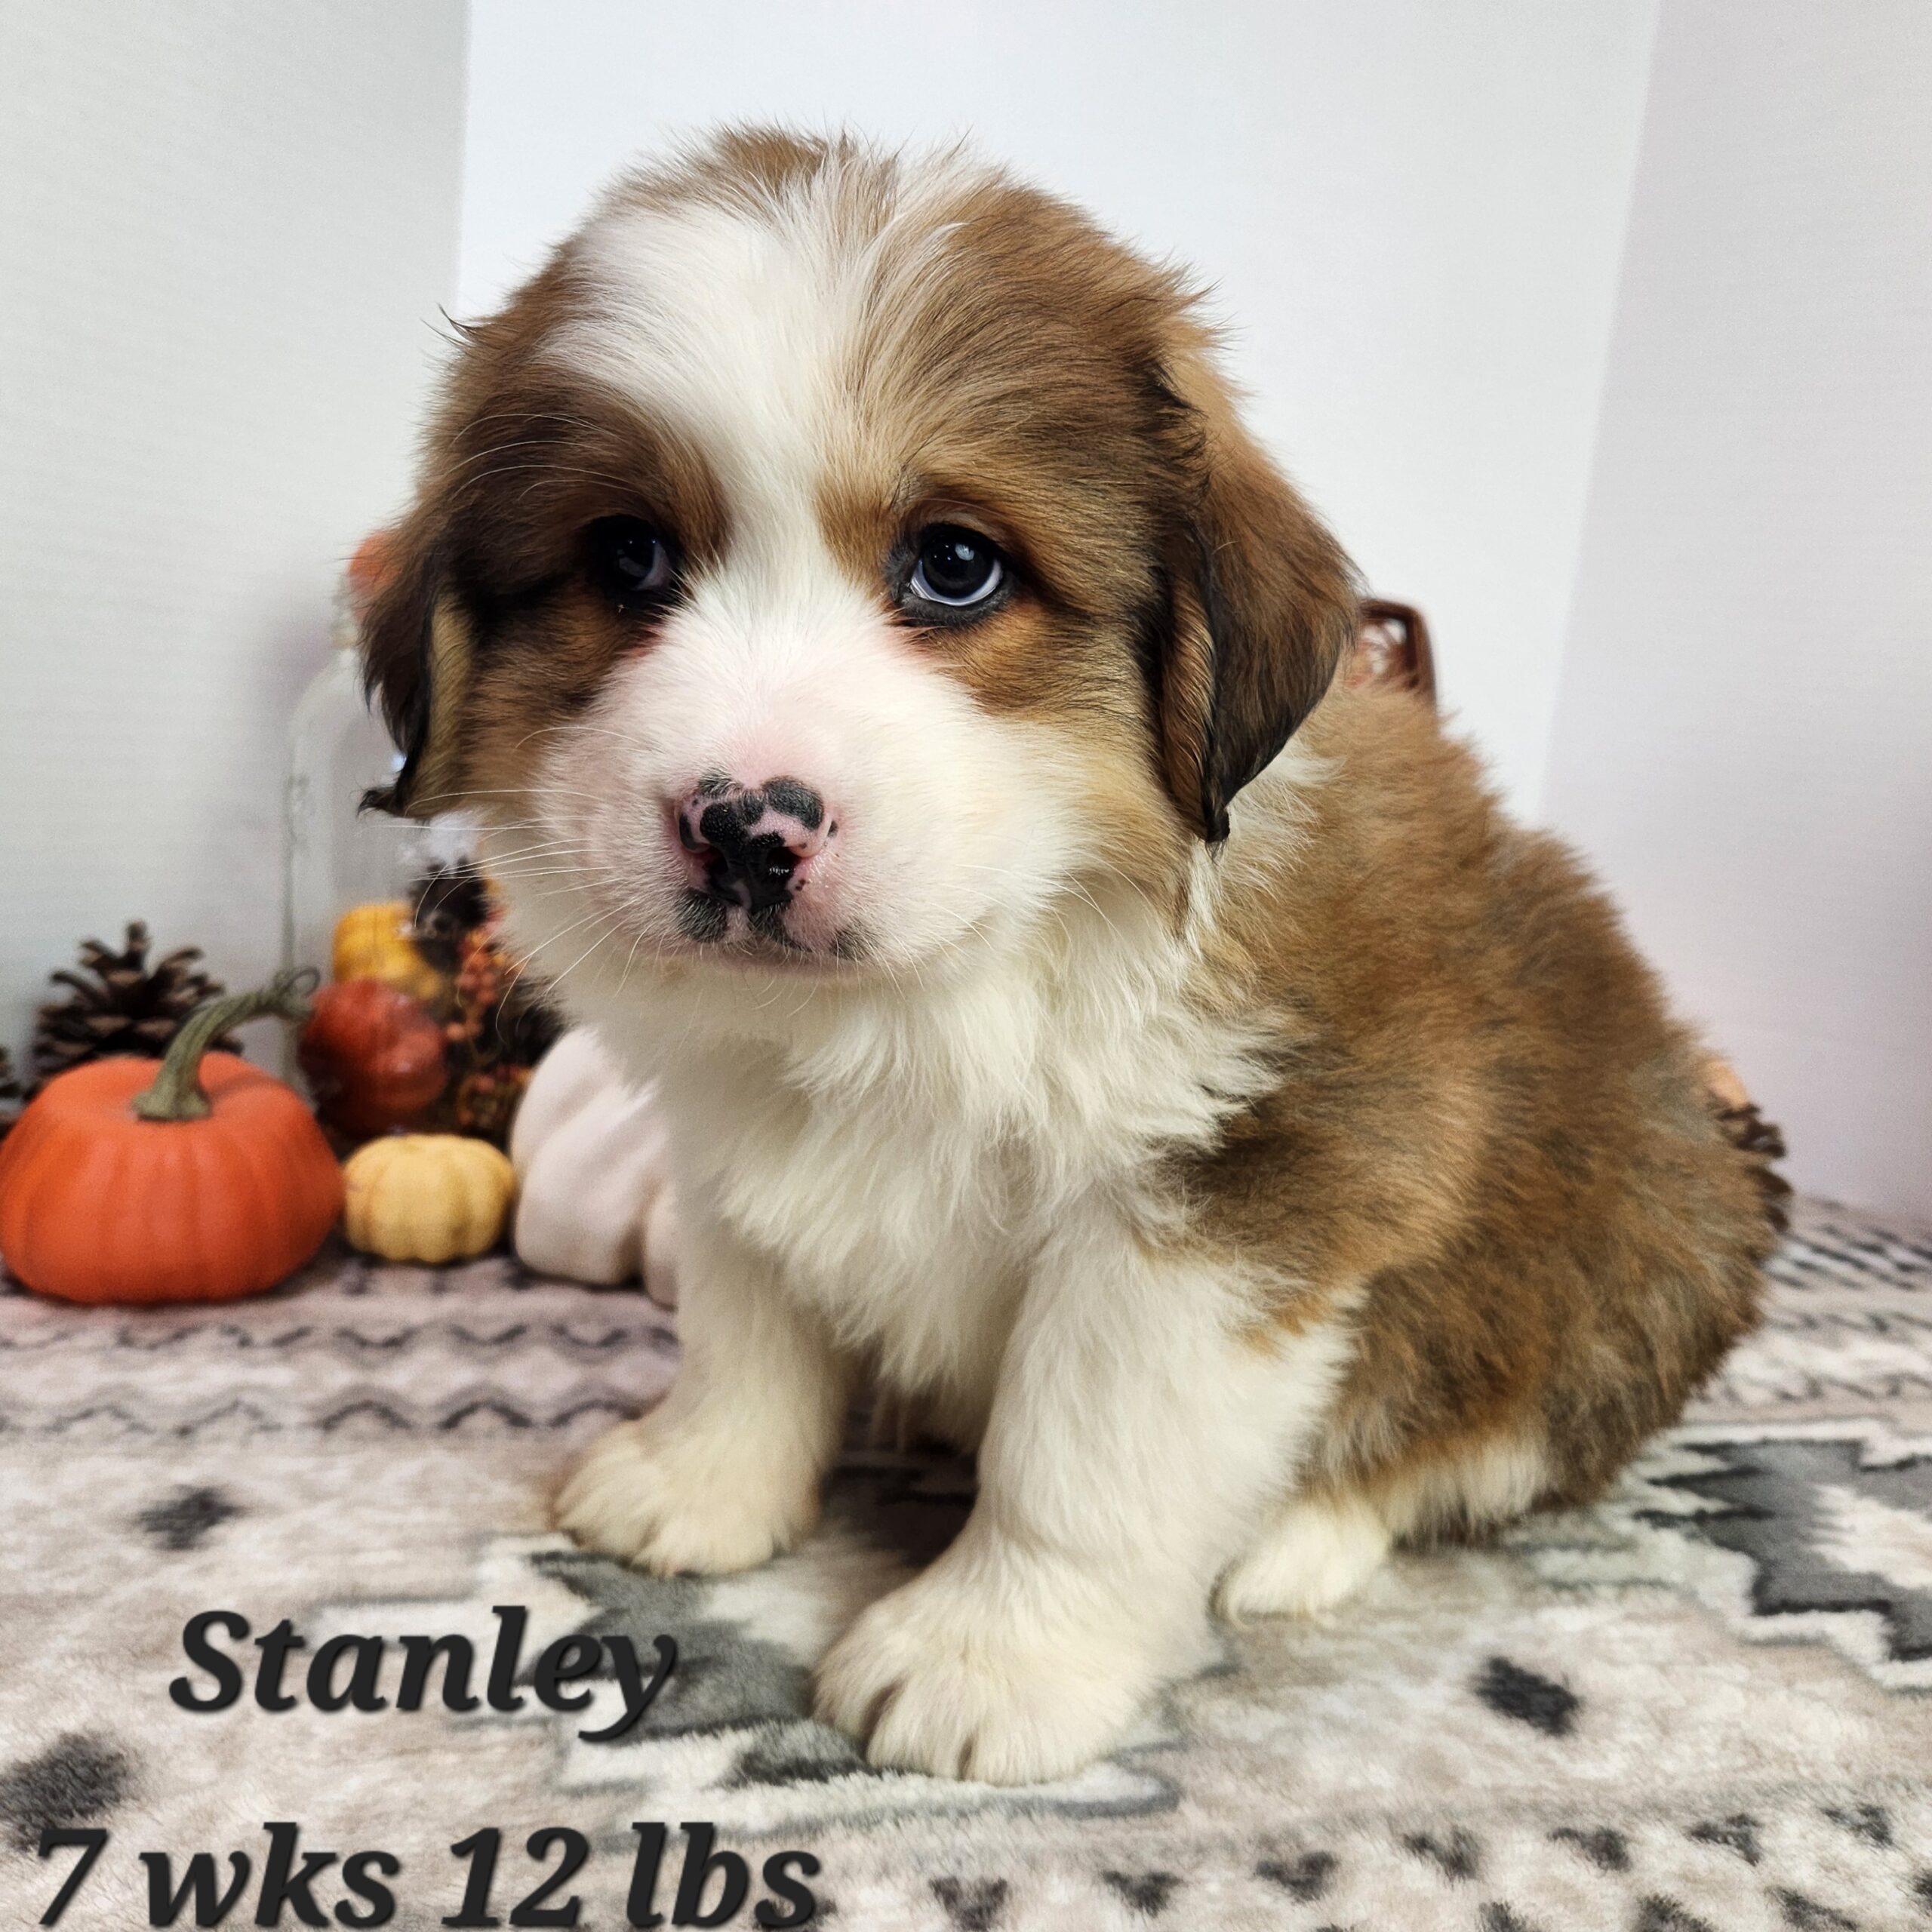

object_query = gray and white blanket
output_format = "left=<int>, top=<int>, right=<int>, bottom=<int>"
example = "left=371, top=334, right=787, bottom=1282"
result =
left=1, top=1199, right=1927, bottom=1929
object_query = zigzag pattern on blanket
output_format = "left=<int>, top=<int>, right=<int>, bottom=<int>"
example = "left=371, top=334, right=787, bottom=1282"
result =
left=0, top=1198, right=1928, bottom=1931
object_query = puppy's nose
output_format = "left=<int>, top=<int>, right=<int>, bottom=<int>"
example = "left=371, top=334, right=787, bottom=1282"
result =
left=676, top=776, right=832, bottom=912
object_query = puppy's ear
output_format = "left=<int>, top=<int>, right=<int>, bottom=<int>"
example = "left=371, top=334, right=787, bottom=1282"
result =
left=358, top=512, right=475, bottom=818
left=1151, top=379, right=1359, bottom=843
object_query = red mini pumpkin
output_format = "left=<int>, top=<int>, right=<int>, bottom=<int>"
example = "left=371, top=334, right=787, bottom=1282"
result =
left=0, top=973, right=343, bottom=1304
left=298, top=977, right=448, bottom=1139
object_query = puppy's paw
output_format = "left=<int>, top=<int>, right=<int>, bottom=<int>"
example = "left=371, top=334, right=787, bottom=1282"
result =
left=1215, top=1494, right=1391, bottom=1621
left=555, top=1417, right=811, bottom=1575
left=814, top=1567, right=1151, bottom=1784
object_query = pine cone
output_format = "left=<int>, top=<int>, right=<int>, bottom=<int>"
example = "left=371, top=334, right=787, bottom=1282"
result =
left=28, top=923, right=238, bottom=1090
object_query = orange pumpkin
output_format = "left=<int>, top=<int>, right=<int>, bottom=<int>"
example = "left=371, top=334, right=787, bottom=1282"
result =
left=298, top=977, right=448, bottom=1139
left=0, top=973, right=343, bottom=1304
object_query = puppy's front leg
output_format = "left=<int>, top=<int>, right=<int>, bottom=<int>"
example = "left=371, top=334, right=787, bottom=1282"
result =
left=557, top=1211, right=847, bottom=1575
left=815, top=1204, right=1352, bottom=1783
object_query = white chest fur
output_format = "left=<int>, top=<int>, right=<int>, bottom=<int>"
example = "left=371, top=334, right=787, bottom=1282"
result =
left=657, top=1042, right=1028, bottom=1435
left=568, top=892, right=1272, bottom=1437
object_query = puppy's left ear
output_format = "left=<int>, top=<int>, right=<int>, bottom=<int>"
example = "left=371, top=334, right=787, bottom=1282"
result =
left=358, top=510, right=476, bottom=818
left=1152, top=380, right=1359, bottom=843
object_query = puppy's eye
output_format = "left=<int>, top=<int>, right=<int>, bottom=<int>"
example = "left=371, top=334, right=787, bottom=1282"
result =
left=584, top=515, right=676, bottom=612
left=907, top=525, right=1005, bottom=611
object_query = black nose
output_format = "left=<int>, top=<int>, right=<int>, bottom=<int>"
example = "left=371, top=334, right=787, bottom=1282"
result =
left=678, top=777, right=828, bottom=913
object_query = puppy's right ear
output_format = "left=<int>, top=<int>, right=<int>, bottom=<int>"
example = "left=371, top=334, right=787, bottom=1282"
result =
left=358, top=512, right=474, bottom=818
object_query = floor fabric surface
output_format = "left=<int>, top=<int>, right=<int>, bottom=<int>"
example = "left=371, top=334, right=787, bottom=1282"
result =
left=1, top=1198, right=1928, bottom=1930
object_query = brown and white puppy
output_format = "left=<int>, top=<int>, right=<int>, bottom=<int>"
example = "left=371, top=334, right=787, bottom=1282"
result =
left=363, top=129, right=1781, bottom=1784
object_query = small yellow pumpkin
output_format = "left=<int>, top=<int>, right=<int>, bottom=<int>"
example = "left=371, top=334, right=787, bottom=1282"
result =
left=331, top=901, right=445, bottom=1004
left=341, top=1134, right=515, bottom=1264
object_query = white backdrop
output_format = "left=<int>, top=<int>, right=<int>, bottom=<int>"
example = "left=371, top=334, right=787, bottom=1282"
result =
left=454, top=0, right=1931, bottom=1219
left=1544, top=0, right=1932, bottom=1218
left=457, top=0, right=1660, bottom=822
left=0, top=0, right=466, bottom=1061
left=2, top=3, right=1925, bottom=1218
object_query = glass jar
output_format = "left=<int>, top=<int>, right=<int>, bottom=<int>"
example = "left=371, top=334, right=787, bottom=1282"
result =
left=283, top=534, right=559, bottom=1145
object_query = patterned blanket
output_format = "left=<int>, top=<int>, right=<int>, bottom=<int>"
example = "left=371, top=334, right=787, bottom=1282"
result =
left=0, top=1200, right=1927, bottom=1930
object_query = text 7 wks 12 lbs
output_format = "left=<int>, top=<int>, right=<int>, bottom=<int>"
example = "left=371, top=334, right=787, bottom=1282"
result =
left=37, top=1820, right=821, bottom=1927
left=32, top=1607, right=822, bottom=1926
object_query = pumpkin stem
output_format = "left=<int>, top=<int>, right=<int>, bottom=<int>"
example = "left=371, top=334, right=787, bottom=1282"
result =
left=131, top=969, right=319, bottom=1122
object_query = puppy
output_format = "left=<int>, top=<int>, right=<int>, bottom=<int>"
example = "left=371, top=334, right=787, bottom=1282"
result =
left=363, top=129, right=1782, bottom=1784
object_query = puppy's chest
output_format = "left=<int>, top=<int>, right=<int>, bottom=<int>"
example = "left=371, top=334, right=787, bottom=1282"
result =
left=671, top=1063, right=1037, bottom=1392
left=657, top=974, right=1258, bottom=1406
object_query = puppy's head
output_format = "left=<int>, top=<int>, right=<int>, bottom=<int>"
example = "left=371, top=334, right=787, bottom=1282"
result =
left=365, top=131, right=1356, bottom=993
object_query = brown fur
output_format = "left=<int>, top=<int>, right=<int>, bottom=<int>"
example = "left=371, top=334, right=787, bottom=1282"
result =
left=368, top=132, right=1351, bottom=853
left=361, top=249, right=731, bottom=817
left=364, top=129, right=1777, bottom=1545
left=1197, top=686, right=1775, bottom=1515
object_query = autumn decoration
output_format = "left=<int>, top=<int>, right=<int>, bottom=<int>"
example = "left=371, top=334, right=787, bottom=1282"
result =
left=0, top=972, right=342, bottom=1304
left=340, top=1133, right=516, bottom=1264
left=298, top=977, right=448, bottom=1140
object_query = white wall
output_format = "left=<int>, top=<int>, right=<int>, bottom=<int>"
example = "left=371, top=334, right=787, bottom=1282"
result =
left=9, top=3, right=1912, bottom=1216
left=0, top=1, right=466, bottom=1063
left=1543, top=1, right=1932, bottom=1219
left=458, top=0, right=1657, bottom=820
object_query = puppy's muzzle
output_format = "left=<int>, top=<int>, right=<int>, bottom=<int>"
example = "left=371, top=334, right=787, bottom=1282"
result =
left=677, top=776, right=833, bottom=913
